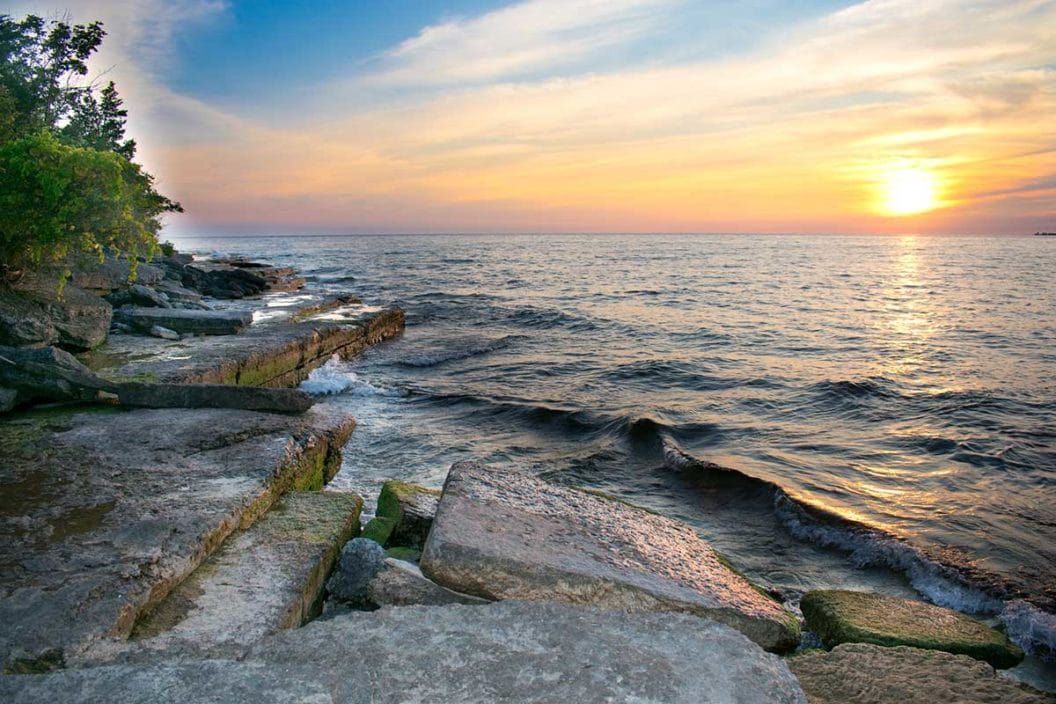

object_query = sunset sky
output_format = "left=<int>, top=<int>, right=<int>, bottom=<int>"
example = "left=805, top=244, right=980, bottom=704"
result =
left=7, top=0, right=1056, bottom=235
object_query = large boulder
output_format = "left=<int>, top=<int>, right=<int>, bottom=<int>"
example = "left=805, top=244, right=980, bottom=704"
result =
left=0, top=272, right=111, bottom=350
left=375, top=479, right=440, bottom=548
left=420, top=461, right=800, bottom=652
left=0, top=602, right=808, bottom=703
left=105, top=284, right=171, bottom=309
left=800, top=589, right=1023, bottom=668
left=789, top=642, right=1053, bottom=704
left=179, top=260, right=305, bottom=299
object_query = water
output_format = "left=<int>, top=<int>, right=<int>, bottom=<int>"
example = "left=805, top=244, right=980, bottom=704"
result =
left=173, top=233, right=1056, bottom=661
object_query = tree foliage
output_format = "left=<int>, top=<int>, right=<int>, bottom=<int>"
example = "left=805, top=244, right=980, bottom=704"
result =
left=0, top=13, right=180, bottom=274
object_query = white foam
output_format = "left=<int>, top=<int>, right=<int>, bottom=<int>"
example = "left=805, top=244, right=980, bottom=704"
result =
left=1002, top=600, right=1056, bottom=660
left=773, top=492, right=1005, bottom=614
left=299, top=356, right=403, bottom=397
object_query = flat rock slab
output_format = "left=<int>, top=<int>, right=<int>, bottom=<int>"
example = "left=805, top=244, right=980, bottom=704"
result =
left=801, top=589, right=1023, bottom=668
left=92, top=306, right=405, bottom=388
left=368, top=558, right=490, bottom=607
left=114, top=307, right=253, bottom=335
left=420, top=461, right=799, bottom=651
left=119, top=491, right=362, bottom=656
left=0, top=405, right=355, bottom=672
left=0, top=602, right=808, bottom=703
left=116, top=383, right=315, bottom=413
left=789, top=643, right=1054, bottom=704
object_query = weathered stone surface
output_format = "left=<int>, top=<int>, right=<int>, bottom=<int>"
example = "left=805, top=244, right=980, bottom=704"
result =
left=116, top=491, right=362, bottom=656
left=361, top=515, right=397, bottom=545
left=0, top=405, right=355, bottom=671
left=0, top=602, right=808, bottom=703
left=0, top=345, right=118, bottom=406
left=789, top=643, right=1054, bottom=704
left=376, top=479, right=440, bottom=548
left=801, top=589, right=1023, bottom=668
left=0, top=272, right=112, bottom=350
left=421, top=461, right=800, bottom=652
left=148, top=325, right=180, bottom=340
left=368, top=558, right=490, bottom=607
left=326, top=538, right=386, bottom=606
left=69, top=259, right=163, bottom=292
left=116, top=383, right=315, bottom=413
left=92, top=306, right=406, bottom=388
left=114, top=307, right=253, bottom=335
left=106, top=284, right=171, bottom=309
left=178, top=260, right=305, bottom=299
left=153, top=280, right=208, bottom=309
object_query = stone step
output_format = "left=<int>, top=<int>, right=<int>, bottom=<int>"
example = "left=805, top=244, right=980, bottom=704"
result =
left=120, top=491, right=362, bottom=657
left=0, top=405, right=356, bottom=673
left=94, top=306, right=406, bottom=388
left=114, top=307, right=253, bottom=336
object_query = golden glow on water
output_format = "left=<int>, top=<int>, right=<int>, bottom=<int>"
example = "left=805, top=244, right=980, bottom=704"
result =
left=879, top=168, right=940, bottom=216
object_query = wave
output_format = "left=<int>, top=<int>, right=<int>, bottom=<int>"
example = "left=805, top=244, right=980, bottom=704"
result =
left=398, top=336, right=519, bottom=368
left=299, top=356, right=403, bottom=397
left=661, top=440, right=1056, bottom=659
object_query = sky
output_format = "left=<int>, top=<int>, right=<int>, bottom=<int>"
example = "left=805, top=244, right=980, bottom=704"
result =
left=5, top=0, right=1055, bottom=235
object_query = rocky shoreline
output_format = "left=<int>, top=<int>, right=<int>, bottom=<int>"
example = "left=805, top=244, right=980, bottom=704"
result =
left=0, top=251, right=1053, bottom=702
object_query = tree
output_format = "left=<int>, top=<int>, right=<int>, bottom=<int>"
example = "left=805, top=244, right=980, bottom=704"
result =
left=0, top=14, right=180, bottom=276
left=0, top=14, right=105, bottom=139
left=0, top=131, right=179, bottom=271
left=62, top=81, right=137, bottom=159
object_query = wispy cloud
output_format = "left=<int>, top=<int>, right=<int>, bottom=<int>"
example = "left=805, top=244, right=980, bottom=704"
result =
left=370, top=0, right=681, bottom=86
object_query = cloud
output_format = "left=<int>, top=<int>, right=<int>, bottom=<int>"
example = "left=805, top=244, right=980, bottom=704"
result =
left=370, top=0, right=681, bottom=86
left=7, top=0, right=1055, bottom=234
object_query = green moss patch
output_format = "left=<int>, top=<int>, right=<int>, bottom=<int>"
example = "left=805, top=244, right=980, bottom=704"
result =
left=800, top=589, right=1023, bottom=669
left=385, top=547, right=421, bottom=562
left=376, top=480, right=440, bottom=523
left=362, top=516, right=397, bottom=546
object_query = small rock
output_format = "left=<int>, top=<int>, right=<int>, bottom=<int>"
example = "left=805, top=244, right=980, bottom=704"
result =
left=800, top=589, right=1024, bottom=668
left=376, top=480, right=440, bottom=549
left=149, top=325, right=180, bottom=341
left=368, top=558, right=490, bottom=607
left=0, top=388, right=17, bottom=413
left=326, top=538, right=386, bottom=606
left=789, top=642, right=1052, bottom=704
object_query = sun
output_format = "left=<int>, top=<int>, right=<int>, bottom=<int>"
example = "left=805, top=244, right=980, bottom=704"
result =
left=881, top=168, right=939, bottom=216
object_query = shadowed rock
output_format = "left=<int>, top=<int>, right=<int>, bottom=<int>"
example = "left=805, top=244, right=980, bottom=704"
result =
left=420, top=461, right=800, bottom=652
left=114, top=307, right=253, bottom=336
left=0, top=271, right=112, bottom=350
left=368, top=558, right=490, bottom=607
left=789, top=643, right=1053, bottom=704
left=0, top=345, right=119, bottom=406
left=0, top=602, right=807, bottom=703
left=801, top=589, right=1024, bottom=668
left=117, top=383, right=315, bottom=413
left=326, top=538, right=386, bottom=607
left=376, top=479, right=440, bottom=549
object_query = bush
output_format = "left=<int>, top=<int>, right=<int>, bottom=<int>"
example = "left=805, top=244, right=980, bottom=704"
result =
left=0, top=130, right=178, bottom=272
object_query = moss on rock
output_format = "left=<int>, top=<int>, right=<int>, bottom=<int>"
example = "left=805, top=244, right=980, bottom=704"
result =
left=361, top=516, right=397, bottom=546
left=800, top=589, right=1023, bottom=669
left=375, top=480, right=441, bottom=549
